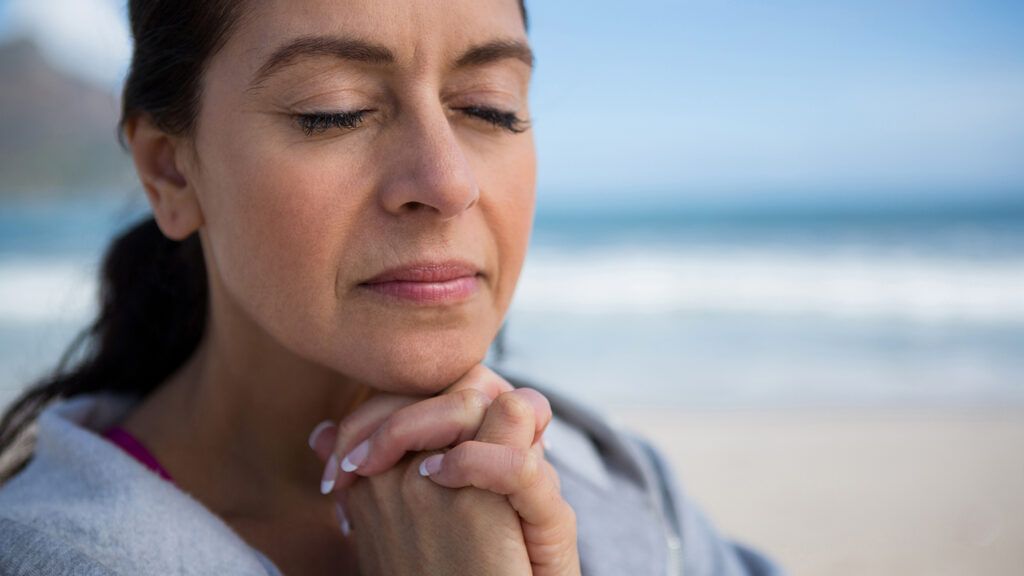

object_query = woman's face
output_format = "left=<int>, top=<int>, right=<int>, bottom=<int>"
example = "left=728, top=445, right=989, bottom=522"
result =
left=187, top=0, right=535, bottom=394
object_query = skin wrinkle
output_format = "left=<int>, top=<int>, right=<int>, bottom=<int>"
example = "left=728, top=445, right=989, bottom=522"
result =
left=249, top=35, right=534, bottom=93
left=253, top=36, right=397, bottom=86
left=125, top=3, right=535, bottom=572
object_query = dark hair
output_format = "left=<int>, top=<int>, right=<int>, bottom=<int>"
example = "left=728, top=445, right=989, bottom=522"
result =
left=0, top=0, right=529, bottom=484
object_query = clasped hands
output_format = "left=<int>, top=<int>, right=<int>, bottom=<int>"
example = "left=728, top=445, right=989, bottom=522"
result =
left=307, top=363, right=581, bottom=576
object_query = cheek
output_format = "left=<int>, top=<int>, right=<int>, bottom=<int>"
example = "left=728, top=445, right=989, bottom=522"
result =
left=481, top=141, right=537, bottom=309
left=196, top=143, right=489, bottom=392
left=203, top=140, right=365, bottom=351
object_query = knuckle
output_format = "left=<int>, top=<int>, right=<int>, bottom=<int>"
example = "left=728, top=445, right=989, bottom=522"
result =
left=560, top=501, right=579, bottom=537
left=493, top=392, right=533, bottom=425
left=374, top=414, right=403, bottom=446
left=518, top=387, right=552, bottom=417
left=512, top=447, right=542, bottom=488
left=457, top=387, right=492, bottom=415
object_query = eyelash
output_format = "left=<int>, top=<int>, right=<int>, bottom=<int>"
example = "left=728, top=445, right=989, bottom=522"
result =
left=293, top=106, right=530, bottom=137
left=456, top=106, right=531, bottom=134
left=295, top=110, right=367, bottom=136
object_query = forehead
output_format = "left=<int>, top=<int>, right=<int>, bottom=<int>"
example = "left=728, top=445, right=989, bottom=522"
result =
left=223, top=0, right=527, bottom=79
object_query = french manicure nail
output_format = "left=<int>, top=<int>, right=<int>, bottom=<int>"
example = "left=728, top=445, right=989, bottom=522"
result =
left=341, top=439, right=370, bottom=472
left=419, top=454, right=444, bottom=477
left=334, top=501, right=351, bottom=536
left=308, top=419, right=334, bottom=451
left=320, top=453, right=339, bottom=494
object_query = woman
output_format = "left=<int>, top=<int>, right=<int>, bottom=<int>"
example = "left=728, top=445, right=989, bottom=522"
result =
left=0, top=1, right=784, bottom=575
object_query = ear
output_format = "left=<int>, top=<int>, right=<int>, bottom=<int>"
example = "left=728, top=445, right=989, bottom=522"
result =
left=123, top=114, right=205, bottom=241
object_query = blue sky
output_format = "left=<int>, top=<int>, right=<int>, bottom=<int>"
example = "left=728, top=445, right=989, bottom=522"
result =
left=2, top=0, right=1022, bottom=204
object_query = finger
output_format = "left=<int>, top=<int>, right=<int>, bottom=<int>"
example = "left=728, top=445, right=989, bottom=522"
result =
left=441, top=363, right=515, bottom=397
left=328, top=365, right=528, bottom=484
left=474, top=388, right=551, bottom=448
left=318, top=364, right=524, bottom=494
left=341, top=387, right=495, bottom=476
left=309, top=395, right=417, bottom=462
left=313, top=394, right=420, bottom=494
left=318, top=362, right=511, bottom=466
left=308, top=420, right=339, bottom=457
left=446, top=368, right=551, bottom=447
left=419, top=441, right=574, bottom=575
left=419, top=440, right=571, bottom=531
left=531, top=440, right=561, bottom=494
left=333, top=489, right=353, bottom=538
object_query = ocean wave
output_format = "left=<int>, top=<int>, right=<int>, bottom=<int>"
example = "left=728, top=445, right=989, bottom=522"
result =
left=512, top=246, right=1024, bottom=322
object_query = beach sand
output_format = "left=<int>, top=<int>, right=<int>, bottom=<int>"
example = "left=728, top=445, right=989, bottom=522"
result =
left=612, top=407, right=1024, bottom=576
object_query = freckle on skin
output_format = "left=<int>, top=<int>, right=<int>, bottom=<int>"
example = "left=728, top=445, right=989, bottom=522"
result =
left=169, top=0, right=537, bottom=531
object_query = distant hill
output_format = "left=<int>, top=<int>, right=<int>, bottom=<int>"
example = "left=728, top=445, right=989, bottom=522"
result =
left=0, top=37, right=135, bottom=197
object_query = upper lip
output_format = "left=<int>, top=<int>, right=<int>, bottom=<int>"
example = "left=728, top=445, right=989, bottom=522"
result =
left=359, top=260, right=482, bottom=284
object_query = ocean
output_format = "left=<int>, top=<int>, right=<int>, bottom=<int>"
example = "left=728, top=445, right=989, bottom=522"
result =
left=2, top=192, right=1023, bottom=411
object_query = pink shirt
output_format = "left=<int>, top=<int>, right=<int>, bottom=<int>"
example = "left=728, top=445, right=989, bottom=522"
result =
left=102, top=425, right=175, bottom=484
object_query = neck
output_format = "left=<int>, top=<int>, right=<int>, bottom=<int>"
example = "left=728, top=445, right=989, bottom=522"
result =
left=122, top=282, right=372, bottom=520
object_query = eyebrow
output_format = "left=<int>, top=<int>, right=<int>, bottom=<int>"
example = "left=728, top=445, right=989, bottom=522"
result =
left=248, top=35, right=534, bottom=90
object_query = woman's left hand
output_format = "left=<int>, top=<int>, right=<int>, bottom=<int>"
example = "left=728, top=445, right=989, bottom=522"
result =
left=309, top=364, right=581, bottom=576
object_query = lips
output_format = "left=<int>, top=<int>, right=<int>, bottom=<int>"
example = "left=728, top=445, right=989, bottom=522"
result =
left=357, top=260, right=482, bottom=305
left=359, top=261, right=481, bottom=285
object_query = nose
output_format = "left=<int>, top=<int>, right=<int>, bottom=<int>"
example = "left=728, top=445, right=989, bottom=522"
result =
left=377, top=105, right=480, bottom=220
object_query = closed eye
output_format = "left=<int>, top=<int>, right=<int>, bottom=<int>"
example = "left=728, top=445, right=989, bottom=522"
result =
left=455, top=106, right=531, bottom=134
left=293, top=106, right=530, bottom=137
left=293, top=110, right=371, bottom=136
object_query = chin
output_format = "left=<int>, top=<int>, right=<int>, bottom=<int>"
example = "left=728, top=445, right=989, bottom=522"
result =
left=342, top=330, right=492, bottom=396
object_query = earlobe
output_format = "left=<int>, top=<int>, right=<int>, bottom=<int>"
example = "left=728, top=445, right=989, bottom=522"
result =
left=124, top=114, right=205, bottom=241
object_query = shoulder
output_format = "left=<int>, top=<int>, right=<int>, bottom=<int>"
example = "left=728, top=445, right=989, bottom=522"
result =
left=621, top=430, right=788, bottom=576
left=495, top=367, right=788, bottom=576
left=0, top=393, right=280, bottom=576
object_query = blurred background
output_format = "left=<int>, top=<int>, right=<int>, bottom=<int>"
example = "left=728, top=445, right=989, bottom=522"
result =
left=1, top=0, right=1021, bottom=574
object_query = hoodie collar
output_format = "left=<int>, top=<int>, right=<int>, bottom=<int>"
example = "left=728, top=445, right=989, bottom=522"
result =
left=2, top=392, right=281, bottom=575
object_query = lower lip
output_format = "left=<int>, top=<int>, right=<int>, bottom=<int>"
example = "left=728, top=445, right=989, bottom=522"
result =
left=357, top=275, right=481, bottom=304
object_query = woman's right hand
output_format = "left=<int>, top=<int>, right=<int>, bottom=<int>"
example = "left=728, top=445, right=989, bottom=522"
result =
left=309, top=365, right=578, bottom=575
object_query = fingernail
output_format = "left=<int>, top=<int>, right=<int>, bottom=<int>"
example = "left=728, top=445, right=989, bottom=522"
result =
left=308, top=419, right=334, bottom=451
left=419, top=454, right=444, bottom=477
left=341, top=439, right=370, bottom=473
left=334, top=501, right=351, bottom=537
left=320, top=453, right=339, bottom=494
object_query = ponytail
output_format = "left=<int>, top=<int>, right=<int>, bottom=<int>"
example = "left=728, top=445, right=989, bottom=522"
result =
left=0, top=0, right=528, bottom=485
left=0, top=218, right=207, bottom=483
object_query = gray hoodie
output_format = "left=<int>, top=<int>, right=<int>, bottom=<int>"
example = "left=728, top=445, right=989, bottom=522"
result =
left=0, top=370, right=785, bottom=575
